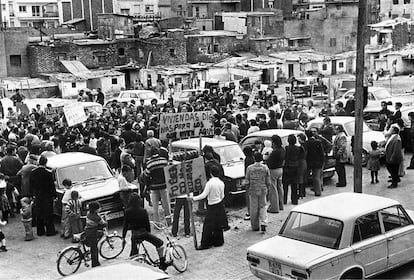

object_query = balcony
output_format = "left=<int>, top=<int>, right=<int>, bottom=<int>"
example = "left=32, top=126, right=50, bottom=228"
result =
left=43, top=11, right=59, bottom=17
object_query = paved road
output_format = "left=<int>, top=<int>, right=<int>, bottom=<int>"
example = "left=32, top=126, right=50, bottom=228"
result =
left=3, top=153, right=414, bottom=280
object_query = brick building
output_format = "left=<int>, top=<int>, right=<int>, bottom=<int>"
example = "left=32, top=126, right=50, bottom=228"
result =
left=27, top=34, right=187, bottom=77
left=0, top=30, right=30, bottom=77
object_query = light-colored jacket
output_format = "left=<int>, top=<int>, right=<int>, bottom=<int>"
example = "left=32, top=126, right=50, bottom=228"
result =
left=245, top=162, right=271, bottom=195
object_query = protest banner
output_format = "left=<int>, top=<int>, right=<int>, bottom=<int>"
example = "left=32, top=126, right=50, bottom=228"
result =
left=63, top=103, right=87, bottom=127
left=163, top=157, right=206, bottom=198
left=159, top=111, right=214, bottom=140
left=45, top=106, right=64, bottom=119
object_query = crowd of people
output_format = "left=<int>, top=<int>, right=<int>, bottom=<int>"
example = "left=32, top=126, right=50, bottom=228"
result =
left=0, top=82, right=413, bottom=268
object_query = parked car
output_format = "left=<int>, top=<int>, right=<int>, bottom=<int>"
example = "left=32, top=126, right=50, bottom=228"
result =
left=363, top=104, right=413, bottom=131
left=106, top=90, right=167, bottom=107
left=47, top=152, right=138, bottom=220
left=336, top=87, right=413, bottom=109
left=170, top=137, right=245, bottom=203
left=307, top=117, right=385, bottom=165
left=247, top=192, right=414, bottom=280
left=239, top=129, right=335, bottom=180
left=172, top=89, right=206, bottom=107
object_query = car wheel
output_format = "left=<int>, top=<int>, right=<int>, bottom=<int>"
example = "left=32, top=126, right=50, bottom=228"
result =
left=340, top=269, right=363, bottom=280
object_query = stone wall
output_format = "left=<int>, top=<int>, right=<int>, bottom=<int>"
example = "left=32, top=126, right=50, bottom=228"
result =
left=0, top=30, right=30, bottom=77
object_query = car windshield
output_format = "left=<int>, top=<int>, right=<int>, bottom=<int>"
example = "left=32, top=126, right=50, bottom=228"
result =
left=374, top=89, right=391, bottom=100
left=214, top=144, right=246, bottom=164
left=343, top=121, right=370, bottom=136
left=280, top=212, right=343, bottom=249
left=57, top=160, right=113, bottom=187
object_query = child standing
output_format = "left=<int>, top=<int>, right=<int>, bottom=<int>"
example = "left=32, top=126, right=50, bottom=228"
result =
left=0, top=219, right=6, bottom=252
left=65, top=190, right=82, bottom=243
left=118, top=165, right=135, bottom=209
left=367, top=141, right=381, bottom=184
left=61, top=179, right=73, bottom=239
left=20, top=197, right=34, bottom=241
left=0, top=177, right=10, bottom=223
left=84, top=201, right=107, bottom=267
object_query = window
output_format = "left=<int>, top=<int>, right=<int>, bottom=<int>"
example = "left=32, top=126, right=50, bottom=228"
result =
left=338, top=62, right=344, bottom=68
left=175, top=77, right=182, bottom=84
left=329, top=38, right=336, bottom=47
left=145, top=5, right=154, bottom=13
left=120, top=8, right=129, bottom=14
left=57, top=53, right=66, bottom=61
left=32, top=6, right=40, bottom=16
left=352, top=213, right=382, bottom=244
left=19, top=6, right=26, bottom=12
left=202, top=25, right=206, bottom=31
left=71, top=82, right=76, bottom=88
left=118, top=48, right=125, bottom=56
left=393, top=0, right=399, bottom=4
left=169, top=48, right=176, bottom=57
left=112, top=78, right=118, bottom=84
left=1, top=4, right=5, bottom=11
left=213, top=44, right=219, bottom=52
left=322, top=64, right=327, bottom=71
left=10, top=55, right=22, bottom=67
left=195, top=7, right=199, bottom=18
left=380, top=206, right=411, bottom=232
left=404, top=0, right=410, bottom=3
left=97, top=55, right=106, bottom=63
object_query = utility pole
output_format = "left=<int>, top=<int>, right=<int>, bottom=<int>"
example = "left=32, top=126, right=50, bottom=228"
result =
left=354, top=0, right=367, bottom=193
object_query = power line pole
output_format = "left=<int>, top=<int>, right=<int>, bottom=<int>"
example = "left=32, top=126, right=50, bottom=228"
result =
left=354, top=0, right=367, bottom=193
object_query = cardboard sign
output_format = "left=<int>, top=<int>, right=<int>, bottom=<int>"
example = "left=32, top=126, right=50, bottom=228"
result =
left=44, top=106, right=64, bottom=119
left=164, top=157, right=206, bottom=198
left=63, top=103, right=87, bottom=127
left=159, top=111, right=214, bottom=140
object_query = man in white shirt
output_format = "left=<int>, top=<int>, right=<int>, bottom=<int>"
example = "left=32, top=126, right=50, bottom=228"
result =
left=192, top=166, right=226, bottom=250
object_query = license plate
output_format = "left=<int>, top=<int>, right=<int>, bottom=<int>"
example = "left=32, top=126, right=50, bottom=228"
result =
left=106, top=211, right=123, bottom=220
left=269, top=260, right=282, bottom=276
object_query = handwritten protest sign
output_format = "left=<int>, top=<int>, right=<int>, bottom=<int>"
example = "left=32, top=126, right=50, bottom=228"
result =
left=63, top=103, right=87, bottom=127
left=45, top=106, right=64, bottom=119
left=159, top=111, right=214, bottom=140
left=164, top=157, right=206, bottom=198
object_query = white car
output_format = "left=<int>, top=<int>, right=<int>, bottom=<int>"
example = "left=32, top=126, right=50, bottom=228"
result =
left=48, top=152, right=138, bottom=220
left=106, top=90, right=167, bottom=107
left=171, top=137, right=245, bottom=202
left=307, top=117, right=385, bottom=165
left=336, top=87, right=413, bottom=109
left=247, top=192, right=414, bottom=280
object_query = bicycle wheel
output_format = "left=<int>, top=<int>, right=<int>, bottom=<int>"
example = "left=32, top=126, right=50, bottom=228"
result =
left=57, top=247, right=83, bottom=276
left=169, top=244, right=188, bottom=273
left=99, top=235, right=124, bottom=259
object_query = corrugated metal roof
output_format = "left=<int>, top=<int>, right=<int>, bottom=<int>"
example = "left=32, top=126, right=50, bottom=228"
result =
left=60, top=60, right=91, bottom=75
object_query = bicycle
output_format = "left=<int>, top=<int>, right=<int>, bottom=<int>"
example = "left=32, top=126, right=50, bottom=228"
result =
left=56, top=213, right=125, bottom=276
left=130, top=221, right=188, bottom=273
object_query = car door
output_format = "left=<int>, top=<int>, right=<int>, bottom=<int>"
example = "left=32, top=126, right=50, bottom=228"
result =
left=351, top=212, right=388, bottom=277
left=379, top=205, right=414, bottom=268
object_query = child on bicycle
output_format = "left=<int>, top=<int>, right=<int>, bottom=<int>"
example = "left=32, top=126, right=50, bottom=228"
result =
left=122, top=193, right=169, bottom=271
left=84, top=201, right=107, bottom=267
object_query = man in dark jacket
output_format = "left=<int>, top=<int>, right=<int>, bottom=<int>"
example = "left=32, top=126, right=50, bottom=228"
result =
left=30, top=156, right=57, bottom=236
left=79, top=138, right=97, bottom=155
left=306, top=129, right=325, bottom=196
left=386, top=126, right=403, bottom=188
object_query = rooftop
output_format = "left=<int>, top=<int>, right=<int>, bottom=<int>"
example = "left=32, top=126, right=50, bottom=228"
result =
left=185, top=30, right=241, bottom=38
left=293, top=193, right=399, bottom=221
left=269, top=50, right=334, bottom=62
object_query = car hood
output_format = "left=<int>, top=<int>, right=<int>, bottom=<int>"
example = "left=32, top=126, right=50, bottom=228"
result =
left=223, top=162, right=245, bottom=179
left=247, top=235, right=335, bottom=268
left=74, top=177, right=134, bottom=202
left=363, top=131, right=385, bottom=150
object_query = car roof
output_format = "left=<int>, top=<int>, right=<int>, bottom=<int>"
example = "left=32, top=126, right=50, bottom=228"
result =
left=243, top=129, right=301, bottom=138
left=46, top=152, right=105, bottom=169
left=308, top=116, right=355, bottom=124
left=171, top=137, right=239, bottom=149
left=347, top=86, right=387, bottom=93
left=292, top=192, right=399, bottom=221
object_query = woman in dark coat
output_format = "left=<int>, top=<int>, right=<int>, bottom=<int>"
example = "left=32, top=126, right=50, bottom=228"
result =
left=282, top=135, right=301, bottom=205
